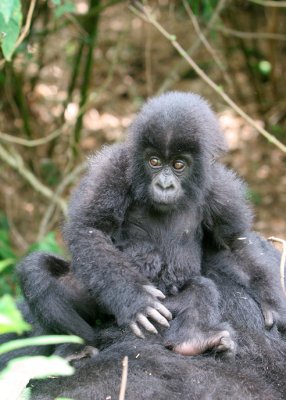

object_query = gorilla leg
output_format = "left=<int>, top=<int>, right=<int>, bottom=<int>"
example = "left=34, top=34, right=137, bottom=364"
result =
left=17, top=252, right=98, bottom=344
left=163, top=276, right=236, bottom=356
left=28, top=247, right=286, bottom=400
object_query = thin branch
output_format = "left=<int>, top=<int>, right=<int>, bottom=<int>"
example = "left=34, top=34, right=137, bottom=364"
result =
left=145, top=23, right=153, bottom=96
left=38, top=162, right=86, bottom=240
left=119, top=356, right=128, bottom=400
left=4, top=194, right=29, bottom=251
left=248, top=0, right=286, bottom=7
left=129, top=3, right=286, bottom=154
left=182, top=0, right=231, bottom=86
left=72, top=0, right=101, bottom=156
left=157, top=0, right=227, bottom=94
left=0, top=127, right=62, bottom=147
left=0, top=25, right=124, bottom=150
left=0, top=144, right=67, bottom=213
left=217, top=26, right=286, bottom=41
left=15, top=0, right=37, bottom=49
left=268, top=237, right=286, bottom=296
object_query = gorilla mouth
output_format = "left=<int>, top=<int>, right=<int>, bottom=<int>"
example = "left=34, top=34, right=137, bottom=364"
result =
left=151, top=190, right=178, bottom=206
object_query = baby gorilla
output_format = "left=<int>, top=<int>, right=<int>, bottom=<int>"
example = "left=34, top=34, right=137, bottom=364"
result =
left=18, top=92, right=286, bottom=356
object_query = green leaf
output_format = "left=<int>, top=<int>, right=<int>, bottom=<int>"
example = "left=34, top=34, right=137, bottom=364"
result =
left=0, top=229, right=16, bottom=260
left=0, top=335, right=83, bottom=355
left=0, top=0, right=16, bottom=23
left=0, top=258, right=16, bottom=273
left=0, top=295, right=31, bottom=335
left=247, top=189, right=262, bottom=206
left=20, top=387, right=31, bottom=400
left=28, top=232, right=63, bottom=255
left=0, top=296, right=30, bottom=335
left=0, top=355, right=74, bottom=400
left=55, top=2, right=76, bottom=18
left=52, top=0, right=62, bottom=5
left=0, top=0, right=22, bottom=61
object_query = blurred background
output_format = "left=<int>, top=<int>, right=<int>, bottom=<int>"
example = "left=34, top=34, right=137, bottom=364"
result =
left=0, top=0, right=285, bottom=296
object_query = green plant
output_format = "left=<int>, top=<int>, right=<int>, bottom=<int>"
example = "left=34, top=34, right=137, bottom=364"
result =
left=0, top=213, right=64, bottom=297
left=0, top=294, right=82, bottom=400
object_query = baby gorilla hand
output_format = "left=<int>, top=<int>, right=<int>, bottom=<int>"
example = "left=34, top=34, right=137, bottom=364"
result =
left=129, top=285, right=172, bottom=338
left=262, top=303, right=286, bottom=331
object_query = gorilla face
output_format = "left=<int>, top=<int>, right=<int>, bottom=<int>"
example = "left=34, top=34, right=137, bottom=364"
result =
left=128, top=91, right=226, bottom=210
left=144, top=148, right=193, bottom=208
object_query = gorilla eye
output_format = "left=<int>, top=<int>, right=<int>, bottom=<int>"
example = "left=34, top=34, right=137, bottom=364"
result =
left=173, top=160, right=185, bottom=171
left=149, top=157, right=162, bottom=168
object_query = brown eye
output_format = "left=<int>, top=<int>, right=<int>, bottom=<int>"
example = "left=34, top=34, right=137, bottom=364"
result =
left=149, top=157, right=162, bottom=168
left=173, top=160, right=185, bottom=171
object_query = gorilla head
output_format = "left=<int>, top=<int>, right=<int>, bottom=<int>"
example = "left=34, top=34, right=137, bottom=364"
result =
left=127, top=92, right=227, bottom=210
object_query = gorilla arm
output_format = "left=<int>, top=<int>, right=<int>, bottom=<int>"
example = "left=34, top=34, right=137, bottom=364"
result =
left=63, top=145, right=171, bottom=336
left=203, top=164, right=286, bottom=329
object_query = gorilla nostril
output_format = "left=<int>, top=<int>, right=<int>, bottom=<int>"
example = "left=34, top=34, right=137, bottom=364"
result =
left=166, top=184, right=175, bottom=192
left=156, top=182, right=175, bottom=191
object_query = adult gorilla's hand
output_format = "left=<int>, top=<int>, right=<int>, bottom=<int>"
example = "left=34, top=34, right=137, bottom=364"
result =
left=129, top=285, right=172, bottom=338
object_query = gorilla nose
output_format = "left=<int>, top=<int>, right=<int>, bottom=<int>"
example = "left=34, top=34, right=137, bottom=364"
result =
left=156, top=177, right=175, bottom=192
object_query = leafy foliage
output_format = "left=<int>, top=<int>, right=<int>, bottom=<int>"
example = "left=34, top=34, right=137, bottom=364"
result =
left=28, top=232, right=64, bottom=255
left=0, top=288, right=81, bottom=399
left=0, top=0, right=22, bottom=61
left=0, top=212, right=63, bottom=297
left=0, top=295, right=30, bottom=335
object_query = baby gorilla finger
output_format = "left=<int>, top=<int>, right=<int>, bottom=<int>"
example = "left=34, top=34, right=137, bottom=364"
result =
left=130, top=321, right=145, bottom=339
left=146, top=306, right=170, bottom=328
left=136, top=313, right=158, bottom=334
left=154, top=302, right=172, bottom=320
left=143, top=285, right=166, bottom=299
left=261, top=306, right=275, bottom=329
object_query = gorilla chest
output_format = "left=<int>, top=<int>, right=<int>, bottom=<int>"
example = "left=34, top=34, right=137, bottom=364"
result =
left=116, top=206, right=202, bottom=289
left=121, top=207, right=197, bottom=247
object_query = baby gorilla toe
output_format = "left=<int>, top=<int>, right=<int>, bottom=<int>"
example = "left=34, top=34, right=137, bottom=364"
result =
left=172, top=329, right=236, bottom=357
left=215, top=332, right=237, bottom=357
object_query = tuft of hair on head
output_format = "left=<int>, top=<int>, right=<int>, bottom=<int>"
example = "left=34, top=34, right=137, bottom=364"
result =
left=128, top=91, right=227, bottom=161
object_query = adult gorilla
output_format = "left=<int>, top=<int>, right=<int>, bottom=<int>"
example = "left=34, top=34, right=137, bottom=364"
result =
left=29, top=243, right=286, bottom=400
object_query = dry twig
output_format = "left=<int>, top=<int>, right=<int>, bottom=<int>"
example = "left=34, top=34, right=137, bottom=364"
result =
left=248, top=0, right=286, bottom=7
left=0, top=143, right=67, bottom=213
left=182, top=0, right=231, bottom=86
left=14, top=0, right=37, bottom=49
left=0, top=128, right=62, bottom=147
left=119, top=356, right=128, bottom=400
left=217, top=26, right=286, bottom=41
left=157, top=0, right=227, bottom=93
left=38, top=162, right=86, bottom=240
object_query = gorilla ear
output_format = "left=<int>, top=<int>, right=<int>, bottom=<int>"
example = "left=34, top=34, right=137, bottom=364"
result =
left=209, top=122, right=228, bottom=159
left=193, top=96, right=228, bottom=160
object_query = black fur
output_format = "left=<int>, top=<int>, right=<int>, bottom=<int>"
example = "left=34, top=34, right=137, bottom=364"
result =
left=26, top=246, right=286, bottom=399
left=15, top=91, right=286, bottom=355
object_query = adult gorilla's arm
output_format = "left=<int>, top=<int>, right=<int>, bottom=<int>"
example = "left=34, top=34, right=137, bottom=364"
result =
left=203, top=164, right=253, bottom=246
left=63, top=144, right=171, bottom=332
left=203, top=164, right=286, bottom=328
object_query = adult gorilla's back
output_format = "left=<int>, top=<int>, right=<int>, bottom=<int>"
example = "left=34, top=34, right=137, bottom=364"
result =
left=30, top=245, right=286, bottom=400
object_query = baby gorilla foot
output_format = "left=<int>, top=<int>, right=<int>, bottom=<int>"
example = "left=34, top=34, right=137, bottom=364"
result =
left=170, top=329, right=236, bottom=357
left=54, top=344, right=99, bottom=362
